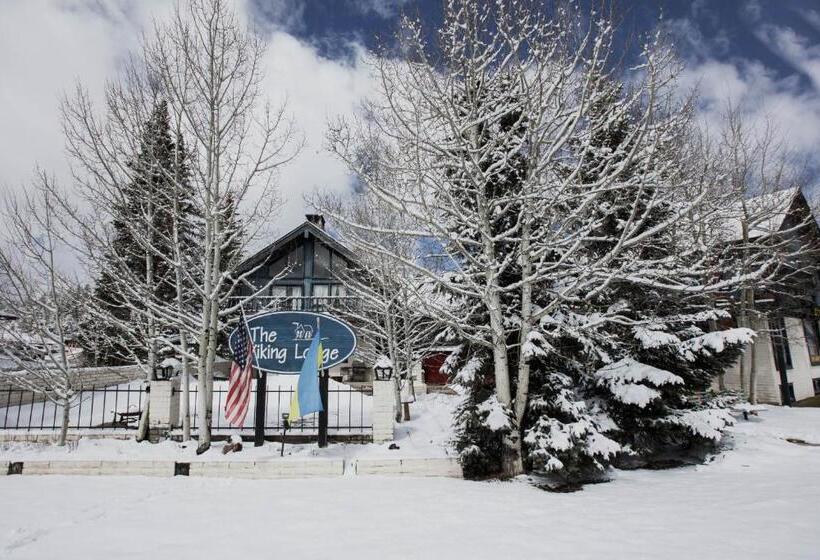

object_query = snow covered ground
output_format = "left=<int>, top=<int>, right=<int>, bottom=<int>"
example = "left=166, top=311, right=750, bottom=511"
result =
left=1, top=406, right=819, bottom=559
left=0, top=392, right=457, bottom=462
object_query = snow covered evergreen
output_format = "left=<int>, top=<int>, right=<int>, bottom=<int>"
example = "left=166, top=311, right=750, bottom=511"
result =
left=323, top=0, right=790, bottom=482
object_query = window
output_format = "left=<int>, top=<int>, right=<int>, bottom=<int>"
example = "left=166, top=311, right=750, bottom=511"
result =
left=769, top=317, right=793, bottom=369
left=315, top=243, right=332, bottom=278
left=312, top=284, right=346, bottom=298
left=813, top=378, right=820, bottom=395
left=802, top=318, right=820, bottom=366
left=270, top=285, right=303, bottom=309
left=271, top=285, right=298, bottom=298
left=269, top=246, right=303, bottom=279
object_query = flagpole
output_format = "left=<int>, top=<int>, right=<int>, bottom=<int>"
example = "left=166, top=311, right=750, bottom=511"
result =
left=317, top=316, right=329, bottom=448
left=242, top=303, right=267, bottom=448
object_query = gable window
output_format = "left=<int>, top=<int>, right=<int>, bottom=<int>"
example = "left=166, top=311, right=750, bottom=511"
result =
left=315, top=243, right=332, bottom=278
left=269, top=245, right=303, bottom=279
left=802, top=318, right=820, bottom=366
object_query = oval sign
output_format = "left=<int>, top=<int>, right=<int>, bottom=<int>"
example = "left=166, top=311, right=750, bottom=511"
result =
left=230, top=311, right=357, bottom=374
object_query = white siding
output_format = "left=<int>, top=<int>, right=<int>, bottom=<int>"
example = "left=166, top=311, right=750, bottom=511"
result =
left=720, top=315, right=820, bottom=404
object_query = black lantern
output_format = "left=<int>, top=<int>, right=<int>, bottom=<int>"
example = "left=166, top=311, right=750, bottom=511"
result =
left=156, top=357, right=181, bottom=380
left=374, top=365, right=394, bottom=381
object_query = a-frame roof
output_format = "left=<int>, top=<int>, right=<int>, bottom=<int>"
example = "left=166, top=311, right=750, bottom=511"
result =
left=235, top=220, right=357, bottom=274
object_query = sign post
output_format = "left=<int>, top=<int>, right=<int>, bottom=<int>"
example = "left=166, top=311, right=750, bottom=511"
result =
left=253, top=370, right=267, bottom=447
left=318, top=369, right=329, bottom=448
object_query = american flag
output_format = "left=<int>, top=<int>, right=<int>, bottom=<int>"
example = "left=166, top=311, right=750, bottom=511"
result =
left=225, top=314, right=255, bottom=428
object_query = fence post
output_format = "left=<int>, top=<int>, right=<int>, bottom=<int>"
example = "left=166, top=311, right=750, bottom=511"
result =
left=149, top=378, right=180, bottom=431
left=372, top=380, right=395, bottom=444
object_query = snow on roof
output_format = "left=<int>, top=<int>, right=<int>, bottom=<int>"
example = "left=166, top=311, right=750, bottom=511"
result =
left=717, top=187, right=800, bottom=242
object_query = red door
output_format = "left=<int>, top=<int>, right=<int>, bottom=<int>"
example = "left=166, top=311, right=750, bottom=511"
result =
left=422, top=352, right=449, bottom=385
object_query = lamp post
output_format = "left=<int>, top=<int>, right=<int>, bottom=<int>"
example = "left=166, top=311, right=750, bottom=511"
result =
left=280, top=412, right=290, bottom=457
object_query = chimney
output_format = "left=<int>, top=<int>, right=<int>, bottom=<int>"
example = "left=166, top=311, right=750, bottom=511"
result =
left=306, top=214, right=325, bottom=230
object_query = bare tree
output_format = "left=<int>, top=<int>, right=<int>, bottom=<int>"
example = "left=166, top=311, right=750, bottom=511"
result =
left=58, top=0, right=300, bottom=451
left=313, top=190, right=440, bottom=420
left=0, top=176, right=89, bottom=446
left=710, top=103, right=816, bottom=404
left=323, top=1, right=786, bottom=476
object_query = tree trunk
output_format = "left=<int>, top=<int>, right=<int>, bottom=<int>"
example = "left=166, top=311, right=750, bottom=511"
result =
left=738, top=305, right=748, bottom=397
left=747, top=291, right=758, bottom=405
left=195, top=300, right=213, bottom=452
left=488, top=295, right=523, bottom=478
left=181, top=331, right=191, bottom=441
left=136, top=338, right=157, bottom=442
left=58, top=396, right=71, bottom=447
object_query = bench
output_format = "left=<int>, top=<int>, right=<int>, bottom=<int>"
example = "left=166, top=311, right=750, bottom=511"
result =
left=113, top=410, right=142, bottom=427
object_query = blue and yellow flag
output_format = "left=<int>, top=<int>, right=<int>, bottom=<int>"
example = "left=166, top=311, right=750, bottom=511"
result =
left=290, top=327, right=324, bottom=419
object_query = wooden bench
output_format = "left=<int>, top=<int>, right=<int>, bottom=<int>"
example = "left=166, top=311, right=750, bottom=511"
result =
left=113, top=410, right=142, bottom=427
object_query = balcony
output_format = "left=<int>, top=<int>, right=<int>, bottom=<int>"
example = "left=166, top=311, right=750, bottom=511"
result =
left=230, top=295, right=360, bottom=314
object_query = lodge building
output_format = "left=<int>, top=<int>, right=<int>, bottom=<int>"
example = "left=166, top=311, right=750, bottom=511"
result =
left=232, top=190, right=820, bottom=404
left=717, top=187, right=820, bottom=404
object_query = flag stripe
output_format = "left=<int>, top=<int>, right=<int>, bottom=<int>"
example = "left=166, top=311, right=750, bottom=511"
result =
left=225, top=315, right=255, bottom=428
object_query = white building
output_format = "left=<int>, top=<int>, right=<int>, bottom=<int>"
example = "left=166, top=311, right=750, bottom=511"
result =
left=718, top=187, right=820, bottom=404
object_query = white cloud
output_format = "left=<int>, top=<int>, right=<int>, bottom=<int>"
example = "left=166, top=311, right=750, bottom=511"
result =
left=258, top=32, right=374, bottom=232
left=755, top=24, right=820, bottom=91
left=0, top=0, right=373, bottom=243
left=347, top=0, right=412, bottom=19
left=800, top=9, right=820, bottom=32
left=0, top=0, right=169, bottom=194
left=683, top=56, right=820, bottom=158
left=674, top=18, right=820, bottom=194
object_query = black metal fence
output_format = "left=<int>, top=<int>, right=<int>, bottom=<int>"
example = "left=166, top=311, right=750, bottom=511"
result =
left=0, top=383, right=372, bottom=434
left=0, top=384, right=146, bottom=430
left=187, top=384, right=372, bottom=433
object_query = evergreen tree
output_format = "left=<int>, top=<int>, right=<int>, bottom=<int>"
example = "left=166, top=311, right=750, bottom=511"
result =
left=88, top=99, right=201, bottom=365
left=561, top=79, right=752, bottom=467
left=444, top=77, right=618, bottom=481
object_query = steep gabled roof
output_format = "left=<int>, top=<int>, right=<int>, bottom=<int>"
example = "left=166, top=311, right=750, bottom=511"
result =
left=235, top=220, right=358, bottom=274
left=718, top=187, right=805, bottom=242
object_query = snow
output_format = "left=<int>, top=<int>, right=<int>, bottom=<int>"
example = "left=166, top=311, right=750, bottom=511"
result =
left=718, top=187, right=798, bottom=241
left=667, top=408, right=736, bottom=441
left=683, top=328, right=756, bottom=356
left=594, top=359, right=683, bottom=407
left=0, top=392, right=459, bottom=463
left=596, top=359, right=683, bottom=387
left=633, top=325, right=680, bottom=348
left=453, top=356, right=482, bottom=384
left=1, top=407, right=819, bottom=559
left=373, top=355, right=393, bottom=370
left=476, top=395, right=511, bottom=431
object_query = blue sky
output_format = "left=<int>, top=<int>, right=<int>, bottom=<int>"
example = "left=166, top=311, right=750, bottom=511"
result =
left=1, top=0, right=819, bottom=234
left=252, top=0, right=820, bottom=85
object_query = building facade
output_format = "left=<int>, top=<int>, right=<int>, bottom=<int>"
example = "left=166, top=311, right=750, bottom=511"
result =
left=718, top=188, right=820, bottom=404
